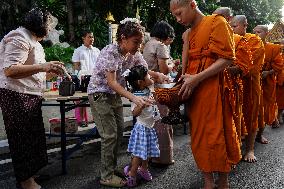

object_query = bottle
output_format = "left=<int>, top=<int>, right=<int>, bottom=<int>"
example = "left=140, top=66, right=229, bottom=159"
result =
left=57, top=76, right=62, bottom=89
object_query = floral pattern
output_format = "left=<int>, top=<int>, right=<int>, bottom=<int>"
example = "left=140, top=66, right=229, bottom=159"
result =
left=88, top=43, right=147, bottom=94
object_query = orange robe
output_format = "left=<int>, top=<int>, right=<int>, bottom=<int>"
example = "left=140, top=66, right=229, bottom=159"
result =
left=224, top=34, right=252, bottom=142
left=262, top=43, right=283, bottom=125
left=276, top=68, right=284, bottom=109
left=242, top=33, right=265, bottom=134
left=186, top=15, right=241, bottom=173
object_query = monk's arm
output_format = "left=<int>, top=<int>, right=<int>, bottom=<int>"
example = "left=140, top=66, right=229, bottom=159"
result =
left=194, top=58, right=232, bottom=84
left=182, top=29, right=190, bottom=75
left=179, top=58, right=232, bottom=99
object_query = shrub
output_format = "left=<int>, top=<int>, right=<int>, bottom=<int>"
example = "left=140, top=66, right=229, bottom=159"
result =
left=44, top=45, right=75, bottom=65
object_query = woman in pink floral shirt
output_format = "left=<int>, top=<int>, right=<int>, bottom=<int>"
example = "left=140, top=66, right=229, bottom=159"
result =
left=88, top=19, right=168, bottom=187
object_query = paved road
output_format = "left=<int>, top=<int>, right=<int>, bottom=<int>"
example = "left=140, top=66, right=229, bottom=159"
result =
left=0, top=123, right=284, bottom=189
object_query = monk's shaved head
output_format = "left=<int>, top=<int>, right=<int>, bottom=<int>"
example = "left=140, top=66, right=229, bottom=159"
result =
left=231, top=15, right=247, bottom=25
left=213, top=7, right=232, bottom=18
left=253, top=25, right=268, bottom=41
left=254, top=25, right=268, bottom=33
left=230, top=15, right=248, bottom=36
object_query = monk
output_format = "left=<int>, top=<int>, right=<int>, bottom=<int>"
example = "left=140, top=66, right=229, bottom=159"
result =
left=213, top=7, right=233, bottom=22
left=230, top=15, right=265, bottom=163
left=214, top=7, right=253, bottom=143
left=276, top=39, right=284, bottom=124
left=253, top=25, right=283, bottom=143
left=170, top=1, right=241, bottom=188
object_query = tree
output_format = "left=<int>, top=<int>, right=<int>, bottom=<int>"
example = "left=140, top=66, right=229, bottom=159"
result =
left=219, top=0, right=283, bottom=31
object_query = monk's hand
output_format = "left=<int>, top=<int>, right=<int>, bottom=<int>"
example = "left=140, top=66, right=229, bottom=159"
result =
left=227, top=66, right=241, bottom=76
left=178, top=74, right=199, bottom=100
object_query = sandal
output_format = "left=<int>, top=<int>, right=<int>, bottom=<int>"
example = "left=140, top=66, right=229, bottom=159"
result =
left=137, top=167, right=152, bottom=181
left=126, top=176, right=137, bottom=187
left=100, top=175, right=126, bottom=188
left=124, top=165, right=130, bottom=176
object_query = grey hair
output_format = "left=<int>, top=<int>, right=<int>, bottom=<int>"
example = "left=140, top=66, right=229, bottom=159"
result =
left=254, top=25, right=268, bottom=33
left=231, top=15, right=247, bottom=25
left=213, top=7, right=232, bottom=18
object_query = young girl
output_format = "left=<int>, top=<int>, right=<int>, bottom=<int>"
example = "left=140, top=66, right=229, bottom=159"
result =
left=87, top=18, right=168, bottom=188
left=123, top=65, right=160, bottom=187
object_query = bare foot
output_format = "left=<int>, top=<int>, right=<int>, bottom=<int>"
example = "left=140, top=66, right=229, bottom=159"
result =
left=202, top=172, right=215, bottom=189
left=217, top=172, right=230, bottom=189
left=20, top=177, right=41, bottom=189
left=243, top=151, right=257, bottom=163
left=255, top=135, right=269, bottom=144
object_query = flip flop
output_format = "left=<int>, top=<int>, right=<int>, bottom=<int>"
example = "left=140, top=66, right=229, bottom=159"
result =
left=100, top=175, right=126, bottom=188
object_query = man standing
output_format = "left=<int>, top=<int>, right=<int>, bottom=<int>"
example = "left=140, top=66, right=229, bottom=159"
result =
left=170, top=1, right=241, bottom=188
left=72, top=30, right=100, bottom=127
left=253, top=25, right=283, bottom=138
left=213, top=7, right=253, bottom=143
left=230, top=15, right=265, bottom=163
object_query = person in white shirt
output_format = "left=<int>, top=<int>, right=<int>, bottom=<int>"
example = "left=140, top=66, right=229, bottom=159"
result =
left=72, top=30, right=100, bottom=127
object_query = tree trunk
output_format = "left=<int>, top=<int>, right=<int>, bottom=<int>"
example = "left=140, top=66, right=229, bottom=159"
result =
left=66, top=0, right=75, bottom=42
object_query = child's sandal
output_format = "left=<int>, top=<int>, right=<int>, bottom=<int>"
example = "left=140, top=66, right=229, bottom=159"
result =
left=137, top=167, right=152, bottom=181
left=126, top=176, right=137, bottom=187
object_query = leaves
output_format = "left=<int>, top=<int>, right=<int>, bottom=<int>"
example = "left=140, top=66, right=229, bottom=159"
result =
left=44, top=45, right=75, bottom=65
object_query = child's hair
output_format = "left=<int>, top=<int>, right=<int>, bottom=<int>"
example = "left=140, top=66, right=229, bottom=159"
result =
left=116, top=21, right=145, bottom=42
left=125, top=65, right=148, bottom=92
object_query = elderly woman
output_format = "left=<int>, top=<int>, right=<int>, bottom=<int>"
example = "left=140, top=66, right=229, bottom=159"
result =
left=143, top=20, right=176, bottom=166
left=0, top=8, right=66, bottom=189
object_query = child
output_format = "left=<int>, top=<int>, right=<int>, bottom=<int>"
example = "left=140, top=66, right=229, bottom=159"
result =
left=87, top=18, right=168, bottom=188
left=123, top=65, right=160, bottom=187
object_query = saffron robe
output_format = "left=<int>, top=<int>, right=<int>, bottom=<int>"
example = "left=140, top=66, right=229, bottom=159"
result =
left=225, top=34, right=252, bottom=142
left=242, top=33, right=265, bottom=134
left=261, top=43, right=283, bottom=125
left=186, top=15, right=241, bottom=173
left=276, top=69, right=284, bottom=109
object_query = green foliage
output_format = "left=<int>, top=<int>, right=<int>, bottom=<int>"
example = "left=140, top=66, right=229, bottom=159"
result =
left=44, top=45, right=75, bottom=65
left=220, top=0, right=283, bottom=32
left=36, top=0, right=66, bottom=19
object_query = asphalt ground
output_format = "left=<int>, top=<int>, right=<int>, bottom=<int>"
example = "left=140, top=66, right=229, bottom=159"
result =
left=0, top=123, right=284, bottom=189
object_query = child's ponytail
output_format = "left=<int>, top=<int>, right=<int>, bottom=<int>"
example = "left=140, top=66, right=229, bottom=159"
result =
left=124, top=65, right=148, bottom=92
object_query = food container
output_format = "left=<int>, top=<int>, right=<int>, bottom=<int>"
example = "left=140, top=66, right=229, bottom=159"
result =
left=49, top=117, right=78, bottom=134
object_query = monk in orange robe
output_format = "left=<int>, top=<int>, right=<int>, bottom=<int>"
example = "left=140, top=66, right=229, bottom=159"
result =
left=276, top=40, right=284, bottom=124
left=170, top=1, right=241, bottom=188
left=224, top=34, right=252, bottom=143
left=253, top=25, right=284, bottom=141
left=231, top=15, right=265, bottom=163
left=213, top=7, right=253, bottom=143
